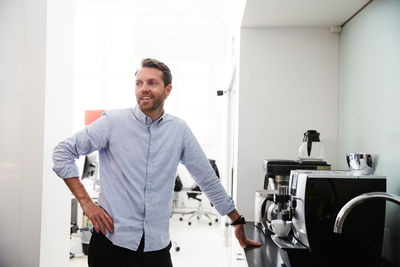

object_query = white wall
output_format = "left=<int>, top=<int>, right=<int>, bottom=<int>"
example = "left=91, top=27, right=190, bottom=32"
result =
left=0, top=0, right=46, bottom=265
left=0, top=0, right=74, bottom=266
left=338, top=0, right=400, bottom=263
left=40, top=0, right=75, bottom=266
left=236, top=28, right=339, bottom=219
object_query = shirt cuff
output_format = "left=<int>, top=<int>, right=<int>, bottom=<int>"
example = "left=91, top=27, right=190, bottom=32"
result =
left=214, top=198, right=236, bottom=216
left=52, top=165, right=80, bottom=179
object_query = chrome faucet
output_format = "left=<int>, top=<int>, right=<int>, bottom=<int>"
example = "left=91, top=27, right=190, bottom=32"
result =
left=334, top=192, right=400, bottom=234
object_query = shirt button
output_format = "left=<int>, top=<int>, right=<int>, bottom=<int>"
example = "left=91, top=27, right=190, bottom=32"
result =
left=148, top=162, right=152, bottom=166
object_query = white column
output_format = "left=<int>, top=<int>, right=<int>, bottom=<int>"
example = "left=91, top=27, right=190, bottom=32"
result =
left=0, top=0, right=74, bottom=266
left=40, top=0, right=75, bottom=266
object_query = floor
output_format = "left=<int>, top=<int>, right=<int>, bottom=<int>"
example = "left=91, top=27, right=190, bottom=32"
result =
left=69, top=212, right=238, bottom=267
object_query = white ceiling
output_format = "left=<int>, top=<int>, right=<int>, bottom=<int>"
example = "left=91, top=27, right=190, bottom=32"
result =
left=241, top=0, right=369, bottom=28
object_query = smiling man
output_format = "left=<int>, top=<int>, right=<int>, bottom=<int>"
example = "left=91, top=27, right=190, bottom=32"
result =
left=52, top=58, right=260, bottom=267
left=135, top=62, right=172, bottom=119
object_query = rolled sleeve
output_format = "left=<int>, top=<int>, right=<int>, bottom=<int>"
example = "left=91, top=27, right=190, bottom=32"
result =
left=52, top=112, right=109, bottom=179
left=52, top=164, right=80, bottom=179
left=197, top=174, right=235, bottom=215
left=52, top=137, right=81, bottom=179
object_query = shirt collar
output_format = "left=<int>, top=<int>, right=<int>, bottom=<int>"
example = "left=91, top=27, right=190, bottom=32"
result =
left=133, top=105, right=166, bottom=126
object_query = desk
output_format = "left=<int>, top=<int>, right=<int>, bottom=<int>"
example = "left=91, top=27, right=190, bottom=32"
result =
left=243, top=223, right=286, bottom=267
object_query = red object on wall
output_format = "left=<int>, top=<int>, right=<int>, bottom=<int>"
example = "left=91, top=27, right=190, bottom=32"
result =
left=84, top=110, right=105, bottom=126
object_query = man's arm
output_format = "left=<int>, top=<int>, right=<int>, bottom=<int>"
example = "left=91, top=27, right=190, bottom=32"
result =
left=227, top=209, right=262, bottom=248
left=52, top=113, right=113, bottom=233
left=65, top=177, right=113, bottom=235
left=180, top=123, right=261, bottom=249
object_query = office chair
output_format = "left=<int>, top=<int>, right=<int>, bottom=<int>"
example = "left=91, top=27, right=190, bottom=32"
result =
left=179, top=159, right=220, bottom=226
left=170, top=175, right=182, bottom=252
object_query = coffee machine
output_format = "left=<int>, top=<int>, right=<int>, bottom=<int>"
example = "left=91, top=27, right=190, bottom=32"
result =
left=260, top=159, right=331, bottom=235
left=262, top=170, right=387, bottom=267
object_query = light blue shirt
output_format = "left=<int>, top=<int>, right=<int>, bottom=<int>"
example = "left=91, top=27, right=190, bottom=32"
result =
left=52, top=106, right=235, bottom=252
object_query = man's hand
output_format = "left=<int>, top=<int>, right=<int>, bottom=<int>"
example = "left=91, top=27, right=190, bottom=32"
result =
left=80, top=199, right=114, bottom=235
left=228, top=209, right=262, bottom=248
left=234, top=224, right=262, bottom=248
left=64, top=177, right=114, bottom=235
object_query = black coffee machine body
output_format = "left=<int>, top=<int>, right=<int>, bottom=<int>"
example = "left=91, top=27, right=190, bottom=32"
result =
left=266, top=170, right=387, bottom=267
left=260, top=159, right=331, bottom=235
left=263, top=159, right=331, bottom=189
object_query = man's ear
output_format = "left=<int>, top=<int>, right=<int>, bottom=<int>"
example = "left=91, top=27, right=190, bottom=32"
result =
left=164, top=84, right=172, bottom=99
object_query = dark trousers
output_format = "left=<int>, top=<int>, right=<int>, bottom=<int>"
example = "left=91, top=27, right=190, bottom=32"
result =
left=88, top=231, right=173, bottom=267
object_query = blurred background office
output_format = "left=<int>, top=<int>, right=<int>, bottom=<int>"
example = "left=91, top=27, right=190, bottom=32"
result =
left=0, top=0, right=244, bottom=266
left=70, top=1, right=243, bottom=265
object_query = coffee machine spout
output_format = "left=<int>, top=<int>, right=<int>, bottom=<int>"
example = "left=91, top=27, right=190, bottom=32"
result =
left=334, top=192, right=400, bottom=234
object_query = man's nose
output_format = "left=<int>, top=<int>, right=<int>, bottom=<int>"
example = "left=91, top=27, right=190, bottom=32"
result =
left=140, top=84, right=150, bottom=93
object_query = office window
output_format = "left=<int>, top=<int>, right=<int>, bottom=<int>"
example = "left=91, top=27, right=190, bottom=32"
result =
left=73, top=0, right=236, bottom=185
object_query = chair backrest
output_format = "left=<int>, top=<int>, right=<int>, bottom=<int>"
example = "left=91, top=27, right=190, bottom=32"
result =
left=209, top=159, right=220, bottom=179
left=174, top=174, right=183, bottom=192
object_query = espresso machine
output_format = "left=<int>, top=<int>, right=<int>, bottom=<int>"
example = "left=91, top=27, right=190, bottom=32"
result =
left=262, top=170, right=387, bottom=267
left=260, top=131, right=330, bottom=235
left=260, top=159, right=331, bottom=235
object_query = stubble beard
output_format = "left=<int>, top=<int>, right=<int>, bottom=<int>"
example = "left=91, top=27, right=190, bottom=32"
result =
left=138, top=93, right=165, bottom=113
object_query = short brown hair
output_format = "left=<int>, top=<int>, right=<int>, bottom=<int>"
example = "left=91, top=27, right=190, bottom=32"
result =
left=136, top=58, right=172, bottom=86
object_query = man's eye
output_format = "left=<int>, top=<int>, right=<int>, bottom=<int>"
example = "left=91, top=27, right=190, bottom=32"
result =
left=135, top=82, right=141, bottom=86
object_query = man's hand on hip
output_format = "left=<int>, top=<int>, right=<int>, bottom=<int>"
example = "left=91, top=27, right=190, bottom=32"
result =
left=63, top=177, right=114, bottom=235
left=80, top=200, right=114, bottom=235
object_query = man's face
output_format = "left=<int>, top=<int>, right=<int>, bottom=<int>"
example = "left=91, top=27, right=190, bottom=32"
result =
left=135, top=67, right=172, bottom=114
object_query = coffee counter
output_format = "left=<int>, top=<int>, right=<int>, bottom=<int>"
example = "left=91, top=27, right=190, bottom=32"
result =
left=243, top=223, right=286, bottom=267
left=242, top=223, right=398, bottom=267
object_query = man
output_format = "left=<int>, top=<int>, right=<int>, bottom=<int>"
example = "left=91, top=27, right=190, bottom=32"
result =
left=52, top=58, right=261, bottom=267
